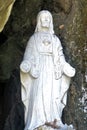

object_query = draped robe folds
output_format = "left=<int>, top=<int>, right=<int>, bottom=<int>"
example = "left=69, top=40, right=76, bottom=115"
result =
left=20, top=32, right=71, bottom=130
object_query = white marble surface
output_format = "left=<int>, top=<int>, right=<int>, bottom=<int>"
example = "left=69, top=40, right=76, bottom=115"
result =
left=35, top=124, right=75, bottom=130
left=20, top=10, right=76, bottom=130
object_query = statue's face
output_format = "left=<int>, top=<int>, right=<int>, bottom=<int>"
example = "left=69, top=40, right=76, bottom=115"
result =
left=40, top=13, right=51, bottom=29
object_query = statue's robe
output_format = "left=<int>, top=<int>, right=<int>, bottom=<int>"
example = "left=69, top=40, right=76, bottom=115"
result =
left=20, top=32, right=72, bottom=130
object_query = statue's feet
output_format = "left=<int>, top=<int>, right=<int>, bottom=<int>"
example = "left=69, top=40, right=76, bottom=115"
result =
left=45, top=119, right=63, bottom=129
left=35, top=119, right=75, bottom=130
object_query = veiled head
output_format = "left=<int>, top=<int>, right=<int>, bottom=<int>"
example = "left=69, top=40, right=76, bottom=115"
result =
left=35, top=10, right=54, bottom=34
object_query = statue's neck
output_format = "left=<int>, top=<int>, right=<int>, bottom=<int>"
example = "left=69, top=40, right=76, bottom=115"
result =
left=39, top=27, right=50, bottom=33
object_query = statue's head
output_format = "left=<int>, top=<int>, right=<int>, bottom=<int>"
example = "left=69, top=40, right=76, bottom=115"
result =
left=35, top=10, right=54, bottom=34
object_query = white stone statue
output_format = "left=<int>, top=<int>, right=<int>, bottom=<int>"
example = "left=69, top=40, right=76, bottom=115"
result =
left=20, top=10, right=76, bottom=130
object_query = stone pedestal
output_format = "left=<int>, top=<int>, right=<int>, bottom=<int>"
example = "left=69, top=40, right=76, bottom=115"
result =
left=35, top=124, right=75, bottom=130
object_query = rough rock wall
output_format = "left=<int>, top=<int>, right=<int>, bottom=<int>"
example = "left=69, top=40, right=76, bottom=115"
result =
left=0, top=0, right=87, bottom=130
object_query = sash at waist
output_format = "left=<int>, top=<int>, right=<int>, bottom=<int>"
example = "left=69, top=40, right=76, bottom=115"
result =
left=39, top=52, right=53, bottom=56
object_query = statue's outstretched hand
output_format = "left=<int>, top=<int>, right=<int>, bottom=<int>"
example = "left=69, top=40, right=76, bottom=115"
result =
left=20, top=61, right=31, bottom=73
left=63, top=63, right=76, bottom=77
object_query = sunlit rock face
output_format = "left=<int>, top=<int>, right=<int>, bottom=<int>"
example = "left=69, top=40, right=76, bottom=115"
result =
left=0, top=0, right=15, bottom=32
left=0, top=0, right=87, bottom=130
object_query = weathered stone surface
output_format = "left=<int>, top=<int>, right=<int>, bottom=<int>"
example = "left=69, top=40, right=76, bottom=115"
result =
left=3, top=69, right=24, bottom=130
left=53, top=0, right=72, bottom=13
left=0, top=0, right=87, bottom=130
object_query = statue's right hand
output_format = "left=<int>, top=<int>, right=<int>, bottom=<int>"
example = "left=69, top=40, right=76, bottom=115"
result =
left=20, top=61, right=31, bottom=73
